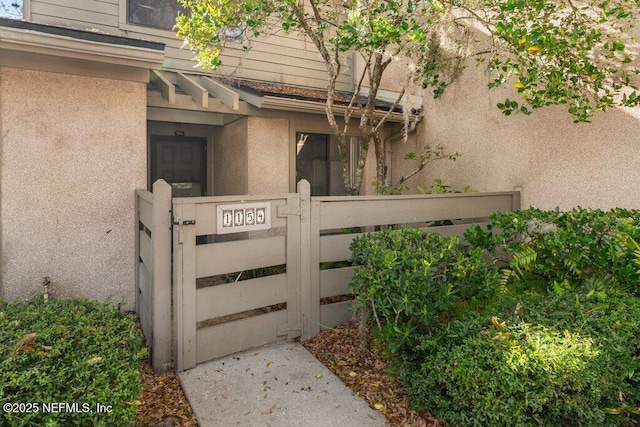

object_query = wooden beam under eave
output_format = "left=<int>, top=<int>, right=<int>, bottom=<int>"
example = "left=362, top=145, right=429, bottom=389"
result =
left=177, top=72, right=208, bottom=108
left=150, top=70, right=175, bottom=104
left=200, top=77, right=240, bottom=111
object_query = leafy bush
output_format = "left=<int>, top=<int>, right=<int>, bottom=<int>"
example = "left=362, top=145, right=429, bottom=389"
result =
left=349, top=227, right=500, bottom=353
left=464, top=208, right=640, bottom=297
left=401, top=292, right=640, bottom=426
left=0, top=298, right=146, bottom=426
left=349, top=208, right=640, bottom=426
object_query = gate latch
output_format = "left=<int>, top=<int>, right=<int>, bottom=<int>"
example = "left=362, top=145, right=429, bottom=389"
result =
left=173, top=219, right=195, bottom=225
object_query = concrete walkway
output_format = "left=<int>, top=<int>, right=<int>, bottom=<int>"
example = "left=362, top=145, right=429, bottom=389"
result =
left=178, top=341, right=387, bottom=426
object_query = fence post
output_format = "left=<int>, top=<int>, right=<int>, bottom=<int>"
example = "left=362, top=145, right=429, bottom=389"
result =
left=173, top=200, right=198, bottom=372
left=512, top=190, right=522, bottom=211
left=298, top=180, right=313, bottom=338
left=299, top=179, right=322, bottom=339
left=151, top=180, right=172, bottom=372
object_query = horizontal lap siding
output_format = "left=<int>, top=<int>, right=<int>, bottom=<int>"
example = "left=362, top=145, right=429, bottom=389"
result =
left=28, top=0, right=352, bottom=90
left=30, top=1, right=120, bottom=30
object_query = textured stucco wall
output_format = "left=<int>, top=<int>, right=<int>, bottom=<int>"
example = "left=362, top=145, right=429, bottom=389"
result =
left=392, top=65, right=640, bottom=210
left=247, top=117, right=290, bottom=194
left=214, top=118, right=249, bottom=196
left=0, top=67, right=147, bottom=307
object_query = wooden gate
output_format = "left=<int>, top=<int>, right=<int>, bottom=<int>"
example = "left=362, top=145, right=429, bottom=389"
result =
left=172, top=185, right=306, bottom=372
left=136, top=179, right=520, bottom=372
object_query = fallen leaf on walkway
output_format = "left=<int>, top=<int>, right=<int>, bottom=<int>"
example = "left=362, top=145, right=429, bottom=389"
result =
left=263, top=404, right=277, bottom=415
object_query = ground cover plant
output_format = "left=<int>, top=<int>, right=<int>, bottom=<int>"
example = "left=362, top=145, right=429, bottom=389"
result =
left=349, top=208, right=640, bottom=426
left=0, top=298, right=146, bottom=426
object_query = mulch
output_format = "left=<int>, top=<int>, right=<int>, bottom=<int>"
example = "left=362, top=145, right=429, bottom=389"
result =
left=136, top=359, right=197, bottom=427
left=302, top=322, right=443, bottom=427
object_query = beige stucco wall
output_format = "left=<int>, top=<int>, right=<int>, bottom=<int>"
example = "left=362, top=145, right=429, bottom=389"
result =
left=0, top=67, right=147, bottom=307
left=391, top=65, right=640, bottom=210
left=214, top=118, right=249, bottom=196
left=247, top=117, right=290, bottom=194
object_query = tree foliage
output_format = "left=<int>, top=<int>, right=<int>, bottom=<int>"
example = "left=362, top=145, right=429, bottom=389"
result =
left=176, top=0, right=640, bottom=194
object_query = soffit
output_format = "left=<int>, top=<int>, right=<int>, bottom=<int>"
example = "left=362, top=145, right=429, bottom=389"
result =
left=0, top=18, right=165, bottom=82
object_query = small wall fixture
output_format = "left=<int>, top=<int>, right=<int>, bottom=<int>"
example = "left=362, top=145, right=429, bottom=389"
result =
left=42, top=277, right=51, bottom=301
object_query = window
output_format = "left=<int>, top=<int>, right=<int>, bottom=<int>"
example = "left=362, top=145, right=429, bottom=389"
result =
left=128, top=0, right=186, bottom=30
left=296, top=132, right=359, bottom=196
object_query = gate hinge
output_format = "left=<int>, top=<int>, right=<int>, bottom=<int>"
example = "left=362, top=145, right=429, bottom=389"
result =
left=277, top=322, right=302, bottom=337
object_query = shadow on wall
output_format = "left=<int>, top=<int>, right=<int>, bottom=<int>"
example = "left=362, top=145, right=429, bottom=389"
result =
left=395, top=64, right=640, bottom=210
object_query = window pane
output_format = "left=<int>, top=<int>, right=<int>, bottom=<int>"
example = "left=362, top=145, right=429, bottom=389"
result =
left=296, top=133, right=329, bottom=196
left=296, top=133, right=358, bottom=196
left=128, top=0, right=186, bottom=30
left=328, top=136, right=347, bottom=196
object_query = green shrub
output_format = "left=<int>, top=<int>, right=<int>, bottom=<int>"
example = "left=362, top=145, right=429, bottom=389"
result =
left=349, top=208, right=640, bottom=426
left=401, top=292, right=640, bottom=427
left=0, top=298, right=146, bottom=426
left=464, top=208, right=640, bottom=297
left=349, top=227, right=500, bottom=353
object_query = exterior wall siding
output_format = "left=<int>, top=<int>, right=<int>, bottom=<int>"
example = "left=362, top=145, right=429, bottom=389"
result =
left=247, top=117, right=290, bottom=194
left=214, top=118, right=249, bottom=196
left=0, top=67, right=147, bottom=307
left=26, top=0, right=352, bottom=91
left=392, top=65, right=640, bottom=210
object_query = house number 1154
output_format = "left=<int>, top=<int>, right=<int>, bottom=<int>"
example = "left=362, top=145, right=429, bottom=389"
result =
left=216, top=202, right=271, bottom=234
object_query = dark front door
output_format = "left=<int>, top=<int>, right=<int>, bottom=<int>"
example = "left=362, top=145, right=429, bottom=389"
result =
left=151, top=136, right=207, bottom=197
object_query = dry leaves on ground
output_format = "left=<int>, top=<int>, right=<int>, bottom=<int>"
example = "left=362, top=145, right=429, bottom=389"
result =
left=137, top=359, right=197, bottom=427
left=303, top=321, right=443, bottom=427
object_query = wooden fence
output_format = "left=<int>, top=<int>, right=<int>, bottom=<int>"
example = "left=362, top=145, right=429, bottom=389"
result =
left=136, top=180, right=520, bottom=372
left=134, top=180, right=172, bottom=372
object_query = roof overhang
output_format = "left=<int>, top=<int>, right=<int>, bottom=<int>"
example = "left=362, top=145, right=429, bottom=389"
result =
left=0, top=18, right=165, bottom=83
left=146, top=68, right=423, bottom=125
left=230, top=79, right=421, bottom=123
left=238, top=90, right=409, bottom=122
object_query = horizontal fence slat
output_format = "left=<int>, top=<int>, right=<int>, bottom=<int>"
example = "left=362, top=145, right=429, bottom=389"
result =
left=320, top=301, right=352, bottom=330
left=196, top=310, right=287, bottom=363
left=196, top=274, right=287, bottom=322
left=138, top=262, right=152, bottom=301
left=138, top=288, right=153, bottom=344
left=139, top=231, right=152, bottom=270
left=194, top=198, right=289, bottom=236
left=136, top=189, right=154, bottom=204
left=320, top=267, right=354, bottom=299
left=419, top=222, right=489, bottom=238
left=318, top=193, right=516, bottom=230
left=137, top=194, right=154, bottom=229
left=320, top=233, right=362, bottom=263
left=196, top=236, right=286, bottom=278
